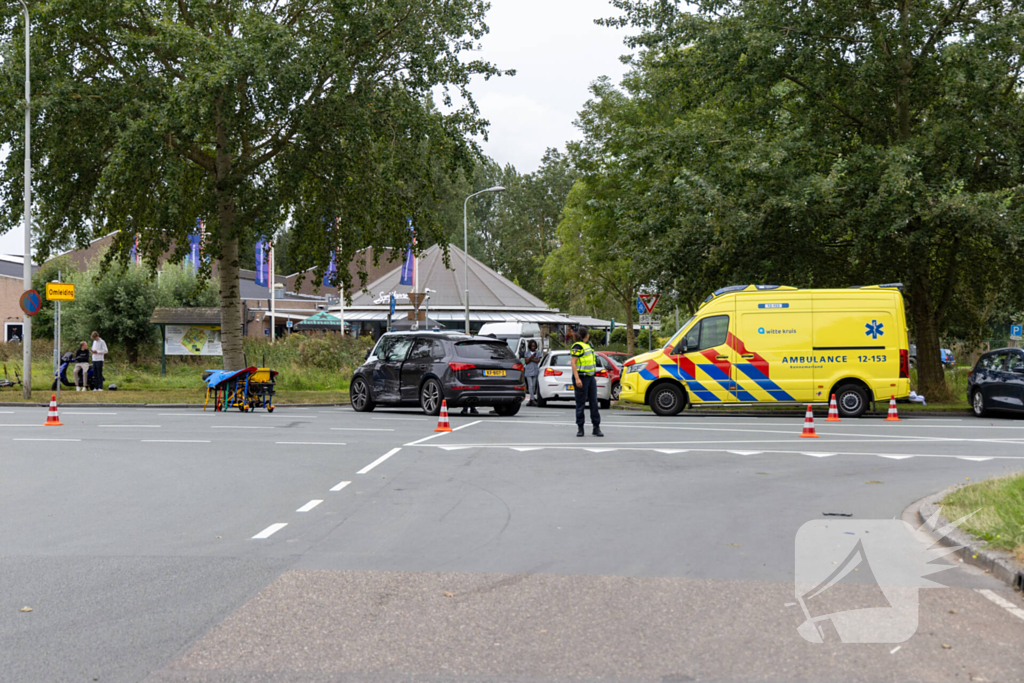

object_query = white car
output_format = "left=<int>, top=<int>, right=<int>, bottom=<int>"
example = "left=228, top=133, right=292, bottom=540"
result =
left=536, top=351, right=612, bottom=409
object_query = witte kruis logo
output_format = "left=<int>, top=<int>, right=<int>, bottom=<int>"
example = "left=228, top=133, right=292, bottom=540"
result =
left=793, top=508, right=974, bottom=644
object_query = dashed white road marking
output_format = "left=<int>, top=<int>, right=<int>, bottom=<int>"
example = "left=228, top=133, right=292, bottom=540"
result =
left=957, top=456, right=993, bottom=462
left=296, top=500, right=323, bottom=512
left=142, top=439, right=211, bottom=443
left=252, top=523, right=288, bottom=539
left=729, top=451, right=762, bottom=456
left=976, top=589, right=1024, bottom=622
left=358, top=448, right=402, bottom=474
left=802, top=452, right=838, bottom=458
left=13, top=438, right=81, bottom=442
left=275, top=442, right=347, bottom=446
left=99, top=424, right=161, bottom=428
left=329, top=481, right=351, bottom=492
left=211, top=425, right=275, bottom=429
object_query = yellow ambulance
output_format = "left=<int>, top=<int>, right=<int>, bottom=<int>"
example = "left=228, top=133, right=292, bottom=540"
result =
left=619, top=284, right=911, bottom=417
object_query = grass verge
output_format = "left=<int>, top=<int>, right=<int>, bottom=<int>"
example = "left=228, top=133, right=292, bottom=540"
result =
left=941, top=474, right=1024, bottom=563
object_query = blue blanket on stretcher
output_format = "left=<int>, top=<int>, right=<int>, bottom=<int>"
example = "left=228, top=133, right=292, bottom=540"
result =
left=203, top=367, right=256, bottom=389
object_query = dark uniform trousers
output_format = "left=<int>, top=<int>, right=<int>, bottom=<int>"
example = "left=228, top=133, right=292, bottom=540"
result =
left=574, top=374, right=601, bottom=428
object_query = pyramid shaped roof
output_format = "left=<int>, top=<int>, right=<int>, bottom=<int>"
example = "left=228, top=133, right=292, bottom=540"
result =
left=348, top=243, right=550, bottom=311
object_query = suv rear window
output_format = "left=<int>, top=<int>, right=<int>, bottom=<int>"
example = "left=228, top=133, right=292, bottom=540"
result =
left=455, top=341, right=517, bottom=361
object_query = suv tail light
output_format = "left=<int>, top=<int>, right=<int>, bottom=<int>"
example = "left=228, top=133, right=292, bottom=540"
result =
left=544, top=368, right=563, bottom=376
left=449, top=362, right=476, bottom=373
left=513, top=363, right=524, bottom=372
left=899, top=349, right=909, bottom=379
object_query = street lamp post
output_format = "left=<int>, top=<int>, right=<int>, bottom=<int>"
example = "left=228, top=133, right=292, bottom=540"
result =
left=463, top=186, right=505, bottom=334
left=20, top=1, right=32, bottom=399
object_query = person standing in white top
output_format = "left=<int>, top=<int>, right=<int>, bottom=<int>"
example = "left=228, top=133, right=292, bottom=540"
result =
left=90, top=331, right=108, bottom=391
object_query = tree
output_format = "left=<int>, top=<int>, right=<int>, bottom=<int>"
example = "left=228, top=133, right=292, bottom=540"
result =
left=66, top=264, right=160, bottom=364
left=0, top=0, right=505, bottom=370
left=544, top=181, right=644, bottom=355
left=599, top=0, right=1024, bottom=399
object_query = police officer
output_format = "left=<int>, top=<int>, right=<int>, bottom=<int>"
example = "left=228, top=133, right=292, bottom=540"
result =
left=570, top=326, right=603, bottom=438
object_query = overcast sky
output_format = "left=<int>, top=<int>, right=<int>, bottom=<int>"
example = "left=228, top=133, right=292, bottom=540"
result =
left=0, top=0, right=632, bottom=258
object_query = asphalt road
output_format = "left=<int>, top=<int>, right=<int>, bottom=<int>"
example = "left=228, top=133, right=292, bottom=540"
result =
left=1, top=402, right=1022, bottom=682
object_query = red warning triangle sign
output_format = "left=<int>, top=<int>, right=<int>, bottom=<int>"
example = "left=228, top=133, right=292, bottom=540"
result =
left=639, top=294, right=660, bottom=314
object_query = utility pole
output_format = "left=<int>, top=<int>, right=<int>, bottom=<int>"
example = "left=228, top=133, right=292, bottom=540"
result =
left=21, top=1, right=32, bottom=399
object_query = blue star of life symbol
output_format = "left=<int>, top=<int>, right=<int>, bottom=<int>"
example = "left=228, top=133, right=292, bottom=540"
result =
left=865, top=319, right=884, bottom=339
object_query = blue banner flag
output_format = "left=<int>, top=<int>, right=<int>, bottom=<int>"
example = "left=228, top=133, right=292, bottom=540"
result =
left=255, top=239, right=270, bottom=287
left=322, top=249, right=338, bottom=288
left=399, top=219, right=415, bottom=286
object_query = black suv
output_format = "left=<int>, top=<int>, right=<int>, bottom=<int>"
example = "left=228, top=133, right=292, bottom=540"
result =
left=967, top=347, right=1024, bottom=417
left=349, top=332, right=526, bottom=416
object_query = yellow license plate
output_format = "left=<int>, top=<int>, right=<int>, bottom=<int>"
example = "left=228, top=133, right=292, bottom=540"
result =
left=484, top=370, right=506, bottom=377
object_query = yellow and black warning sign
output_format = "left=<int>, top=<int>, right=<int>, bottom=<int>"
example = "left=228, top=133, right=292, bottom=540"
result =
left=45, top=283, right=76, bottom=301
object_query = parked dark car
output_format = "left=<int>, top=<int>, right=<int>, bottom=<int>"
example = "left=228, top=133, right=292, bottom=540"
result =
left=350, top=332, right=526, bottom=416
left=908, top=344, right=955, bottom=368
left=967, top=348, right=1024, bottom=417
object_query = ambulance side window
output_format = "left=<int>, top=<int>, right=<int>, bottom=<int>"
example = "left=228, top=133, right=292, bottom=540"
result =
left=699, top=315, right=730, bottom=351
left=673, top=315, right=730, bottom=354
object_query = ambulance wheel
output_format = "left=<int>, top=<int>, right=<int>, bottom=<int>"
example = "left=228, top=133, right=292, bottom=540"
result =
left=835, top=383, right=868, bottom=418
left=650, top=383, right=685, bottom=416
left=971, top=390, right=988, bottom=417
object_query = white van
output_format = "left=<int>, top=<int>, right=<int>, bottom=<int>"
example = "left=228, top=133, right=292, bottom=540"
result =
left=478, top=322, right=547, bottom=358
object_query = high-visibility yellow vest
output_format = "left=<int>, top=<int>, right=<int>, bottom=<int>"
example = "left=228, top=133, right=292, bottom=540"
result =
left=571, top=341, right=597, bottom=375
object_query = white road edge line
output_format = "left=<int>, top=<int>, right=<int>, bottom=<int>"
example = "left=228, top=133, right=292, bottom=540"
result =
left=404, top=419, right=483, bottom=446
left=252, top=523, right=288, bottom=539
left=358, top=448, right=402, bottom=474
left=330, top=481, right=351, bottom=492
left=142, top=440, right=211, bottom=443
left=13, top=438, right=81, bottom=442
left=296, top=500, right=323, bottom=512
left=976, top=589, right=1024, bottom=622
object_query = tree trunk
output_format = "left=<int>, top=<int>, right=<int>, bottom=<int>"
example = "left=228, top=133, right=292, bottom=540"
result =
left=218, top=238, right=244, bottom=370
left=217, top=197, right=245, bottom=371
left=907, top=273, right=949, bottom=402
left=214, top=101, right=245, bottom=372
left=625, top=295, right=635, bottom=356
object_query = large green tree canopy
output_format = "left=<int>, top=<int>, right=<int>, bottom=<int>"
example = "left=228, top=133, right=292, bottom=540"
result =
left=586, top=0, right=1024, bottom=397
left=0, top=0, right=506, bottom=369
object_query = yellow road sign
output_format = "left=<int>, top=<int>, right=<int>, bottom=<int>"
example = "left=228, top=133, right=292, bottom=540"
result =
left=45, top=283, right=75, bottom=301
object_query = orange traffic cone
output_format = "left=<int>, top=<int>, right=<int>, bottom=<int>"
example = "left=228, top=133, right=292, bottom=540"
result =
left=885, top=395, right=901, bottom=421
left=44, top=394, right=63, bottom=426
left=826, top=394, right=841, bottom=422
left=434, top=399, right=453, bottom=433
left=800, top=404, right=819, bottom=438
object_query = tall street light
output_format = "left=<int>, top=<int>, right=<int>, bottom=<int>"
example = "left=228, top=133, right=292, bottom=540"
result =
left=463, top=186, right=504, bottom=334
left=20, top=1, right=32, bottom=399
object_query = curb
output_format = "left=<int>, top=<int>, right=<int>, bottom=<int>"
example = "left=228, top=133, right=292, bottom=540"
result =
left=0, top=402, right=350, bottom=409
left=611, top=404, right=974, bottom=419
left=908, top=488, right=1023, bottom=591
